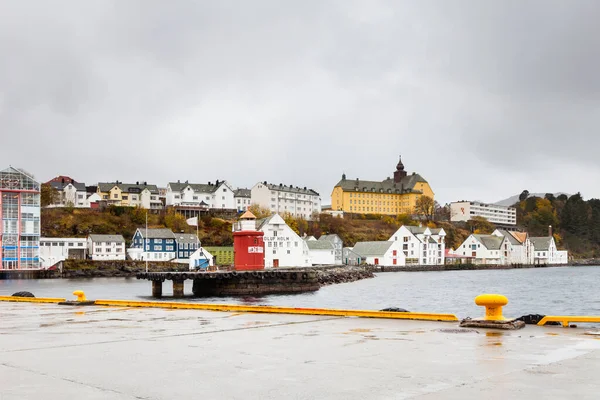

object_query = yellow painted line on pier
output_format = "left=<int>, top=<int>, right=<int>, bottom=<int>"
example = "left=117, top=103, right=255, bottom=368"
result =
left=0, top=296, right=66, bottom=304
left=538, top=316, right=600, bottom=328
left=94, top=299, right=459, bottom=322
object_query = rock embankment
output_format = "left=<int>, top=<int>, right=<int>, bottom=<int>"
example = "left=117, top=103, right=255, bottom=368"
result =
left=315, top=266, right=374, bottom=286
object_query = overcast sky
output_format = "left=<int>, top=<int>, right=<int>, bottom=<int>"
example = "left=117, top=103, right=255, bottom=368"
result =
left=1, top=1, right=599, bottom=205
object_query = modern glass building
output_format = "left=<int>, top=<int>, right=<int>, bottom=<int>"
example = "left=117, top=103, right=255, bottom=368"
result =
left=0, top=167, right=41, bottom=269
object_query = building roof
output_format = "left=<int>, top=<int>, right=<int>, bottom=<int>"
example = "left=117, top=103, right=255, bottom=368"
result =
left=495, top=230, right=521, bottom=245
left=49, top=181, right=86, bottom=191
left=256, top=214, right=278, bottom=231
left=306, top=241, right=335, bottom=250
left=318, top=234, right=341, bottom=243
left=88, top=234, right=125, bottom=243
left=174, top=233, right=199, bottom=244
left=352, top=241, right=395, bottom=257
left=334, top=173, right=427, bottom=194
left=234, top=188, right=251, bottom=198
left=98, top=182, right=159, bottom=194
left=473, top=234, right=504, bottom=250
left=530, top=237, right=553, bottom=251
left=259, top=182, right=319, bottom=196
left=510, top=231, right=528, bottom=244
left=139, top=228, right=176, bottom=239
left=239, top=210, right=257, bottom=219
left=405, top=226, right=427, bottom=235
left=47, top=176, right=77, bottom=184
left=169, top=180, right=232, bottom=194
left=304, top=236, right=317, bottom=241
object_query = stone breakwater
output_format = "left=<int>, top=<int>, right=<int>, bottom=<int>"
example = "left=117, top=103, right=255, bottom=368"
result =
left=316, top=266, right=375, bottom=286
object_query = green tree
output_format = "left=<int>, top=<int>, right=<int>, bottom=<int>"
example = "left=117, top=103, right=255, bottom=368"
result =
left=163, top=208, right=188, bottom=233
left=561, top=193, right=589, bottom=237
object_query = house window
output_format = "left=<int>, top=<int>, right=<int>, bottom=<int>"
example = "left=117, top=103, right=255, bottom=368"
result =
left=287, top=250, right=291, bottom=254
left=268, top=242, right=272, bottom=247
left=223, top=189, right=226, bottom=192
left=273, top=231, right=278, bottom=237
left=154, top=246, right=161, bottom=251
left=156, top=239, right=162, bottom=243
left=273, top=250, right=276, bottom=255
left=179, top=251, right=184, bottom=257
left=193, top=196, right=198, bottom=200
left=295, top=242, right=298, bottom=247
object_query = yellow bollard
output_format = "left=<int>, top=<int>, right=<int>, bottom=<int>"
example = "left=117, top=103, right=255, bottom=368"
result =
left=73, top=290, right=87, bottom=302
left=475, top=294, right=508, bottom=321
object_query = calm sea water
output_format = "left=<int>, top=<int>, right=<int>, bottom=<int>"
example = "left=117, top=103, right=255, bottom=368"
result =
left=1, top=266, right=599, bottom=318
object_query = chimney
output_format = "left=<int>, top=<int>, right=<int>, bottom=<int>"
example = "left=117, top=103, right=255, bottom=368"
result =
left=136, top=181, right=139, bottom=185
left=549, top=225, right=553, bottom=238
left=61, top=178, right=65, bottom=184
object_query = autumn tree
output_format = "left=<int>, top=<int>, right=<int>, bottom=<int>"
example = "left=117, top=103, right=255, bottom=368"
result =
left=466, top=216, right=495, bottom=234
left=248, top=203, right=272, bottom=219
left=414, top=196, right=435, bottom=222
left=40, top=183, right=59, bottom=207
left=163, top=208, right=189, bottom=233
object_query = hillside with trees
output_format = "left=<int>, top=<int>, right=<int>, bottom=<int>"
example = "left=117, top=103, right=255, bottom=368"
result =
left=41, top=191, right=599, bottom=259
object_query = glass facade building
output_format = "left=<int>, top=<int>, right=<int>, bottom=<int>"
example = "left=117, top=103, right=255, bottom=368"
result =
left=0, top=167, right=41, bottom=269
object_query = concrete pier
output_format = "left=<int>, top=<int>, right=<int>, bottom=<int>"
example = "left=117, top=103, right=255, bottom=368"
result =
left=172, top=280, right=184, bottom=298
left=2, top=302, right=600, bottom=399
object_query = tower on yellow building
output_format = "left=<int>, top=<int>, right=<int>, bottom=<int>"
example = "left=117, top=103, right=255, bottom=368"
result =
left=331, top=157, right=434, bottom=215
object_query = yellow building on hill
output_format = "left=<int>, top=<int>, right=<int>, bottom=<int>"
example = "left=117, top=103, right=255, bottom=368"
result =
left=331, top=157, right=434, bottom=215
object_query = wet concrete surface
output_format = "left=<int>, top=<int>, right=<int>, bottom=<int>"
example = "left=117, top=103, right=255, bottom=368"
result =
left=1, top=303, right=600, bottom=399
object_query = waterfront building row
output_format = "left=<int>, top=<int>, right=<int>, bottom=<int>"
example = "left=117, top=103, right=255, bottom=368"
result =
left=450, top=229, right=569, bottom=265
left=43, top=175, right=321, bottom=219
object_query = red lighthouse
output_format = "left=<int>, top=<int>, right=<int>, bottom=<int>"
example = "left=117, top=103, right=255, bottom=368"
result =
left=233, top=211, right=265, bottom=271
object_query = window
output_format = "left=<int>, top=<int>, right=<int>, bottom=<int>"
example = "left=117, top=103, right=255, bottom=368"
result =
left=273, top=231, right=278, bottom=237
left=106, top=248, right=111, bottom=253
left=156, top=239, right=162, bottom=243
left=295, top=242, right=298, bottom=247
left=179, top=251, right=184, bottom=257
left=274, top=242, right=278, bottom=248
left=113, top=194, right=118, bottom=199
left=193, top=196, right=198, bottom=200
left=154, top=245, right=161, bottom=251
left=68, top=242, right=74, bottom=247
left=273, top=250, right=276, bottom=254
left=223, top=189, right=226, bottom=192
left=268, top=242, right=272, bottom=247
left=287, top=250, right=290, bottom=254
left=222, top=196, right=225, bottom=200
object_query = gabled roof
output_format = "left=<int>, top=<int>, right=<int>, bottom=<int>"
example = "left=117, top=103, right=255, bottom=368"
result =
left=306, top=241, right=335, bottom=250
left=234, top=188, right=251, bottom=197
left=98, top=182, right=159, bottom=194
left=49, top=181, right=86, bottom=191
left=318, top=234, right=341, bottom=243
left=473, top=234, right=504, bottom=250
left=530, top=237, right=553, bottom=251
left=88, top=234, right=125, bottom=243
left=405, top=226, right=426, bottom=235
left=169, top=180, right=233, bottom=194
left=352, top=241, right=395, bottom=257
left=138, top=228, right=176, bottom=239
left=175, top=234, right=199, bottom=244
left=257, top=182, right=319, bottom=196
left=256, top=214, right=279, bottom=231
left=510, top=232, right=528, bottom=244
left=334, top=173, right=427, bottom=194
left=495, top=230, right=521, bottom=245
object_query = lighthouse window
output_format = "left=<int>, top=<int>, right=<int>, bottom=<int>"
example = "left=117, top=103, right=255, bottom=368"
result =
left=254, top=238, right=258, bottom=244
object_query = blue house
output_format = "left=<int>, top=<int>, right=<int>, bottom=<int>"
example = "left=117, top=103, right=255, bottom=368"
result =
left=174, top=233, right=200, bottom=261
left=130, top=228, right=177, bottom=261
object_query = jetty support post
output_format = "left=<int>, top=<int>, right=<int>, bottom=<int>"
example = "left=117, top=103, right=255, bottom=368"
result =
left=173, top=279, right=184, bottom=298
left=152, top=280, right=163, bottom=298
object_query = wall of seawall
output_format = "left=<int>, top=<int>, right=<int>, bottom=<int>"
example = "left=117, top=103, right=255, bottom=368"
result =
left=192, top=270, right=320, bottom=296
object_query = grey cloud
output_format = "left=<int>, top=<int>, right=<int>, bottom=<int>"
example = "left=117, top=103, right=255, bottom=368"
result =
left=1, top=0, right=599, bottom=205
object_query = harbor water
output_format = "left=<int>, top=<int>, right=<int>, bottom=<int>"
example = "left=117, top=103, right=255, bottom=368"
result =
left=1, top=266, right=599, bottom=318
